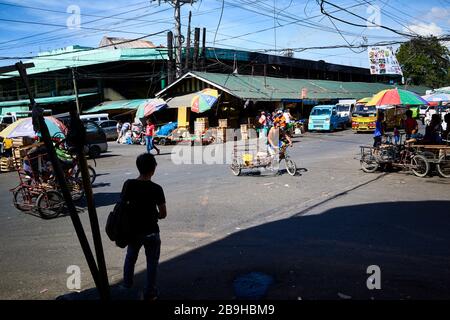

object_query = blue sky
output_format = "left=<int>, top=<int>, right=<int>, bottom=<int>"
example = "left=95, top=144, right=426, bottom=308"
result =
left=0, top=0, right=449, bottom=68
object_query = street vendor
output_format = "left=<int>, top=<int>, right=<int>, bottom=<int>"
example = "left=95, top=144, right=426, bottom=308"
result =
left=423, top=114, right=443, bottom=144
left=373, top=112, right=385, bottom=148
left=404, top=109, right=419, bottom=139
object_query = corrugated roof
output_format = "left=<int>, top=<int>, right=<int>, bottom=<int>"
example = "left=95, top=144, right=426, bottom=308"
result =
left=0, top=93, right=97, bottom=107
left=83, top=99, right=147, bottom=113
left=156, top=72, right=430, bottom=101
left=99, top=36, right=158, bottom=49
left=0, top=47, right=168, bottom=79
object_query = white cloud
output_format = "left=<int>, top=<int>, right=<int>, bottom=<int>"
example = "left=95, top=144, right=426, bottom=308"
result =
left=404, top=22, right=443, bottom=37
left=425, top=7, right=450, bottom=21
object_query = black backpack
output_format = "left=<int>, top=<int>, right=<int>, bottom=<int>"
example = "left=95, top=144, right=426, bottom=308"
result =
left=105, top=191, right=131, bottom=248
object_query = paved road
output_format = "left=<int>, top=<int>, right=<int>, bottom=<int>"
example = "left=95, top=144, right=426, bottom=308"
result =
left=0, top=129, right=449, bottom=299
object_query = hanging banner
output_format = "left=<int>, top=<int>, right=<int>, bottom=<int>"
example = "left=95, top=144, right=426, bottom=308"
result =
left=368, top=46, right=403, bottom=75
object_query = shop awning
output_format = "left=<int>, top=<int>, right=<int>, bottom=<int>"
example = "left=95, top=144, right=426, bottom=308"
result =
left=166, top=93, right=197, bottom=109
left=83, top=99, right=149, bottom=114
left=0, top=93, right=97, bottom=108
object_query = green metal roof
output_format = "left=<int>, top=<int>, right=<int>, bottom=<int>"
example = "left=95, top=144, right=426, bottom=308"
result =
left=0, top=93, right=97, bottom=107
left=157, top=71, right=430, bottom=101
left=83, top=99, right=146, bottom=114
left=0, top=46, right=168, bottom=79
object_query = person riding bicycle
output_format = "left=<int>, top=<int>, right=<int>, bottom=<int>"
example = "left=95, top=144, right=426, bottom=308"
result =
left=267, top=119, right=293, bottom=158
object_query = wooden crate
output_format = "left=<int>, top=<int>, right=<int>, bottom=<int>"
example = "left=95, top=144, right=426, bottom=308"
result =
left=216, top=127, right=227, bottom=142
left=0, top=157, right=14, bottom=172
left=218, top=119, right=228, bottom=128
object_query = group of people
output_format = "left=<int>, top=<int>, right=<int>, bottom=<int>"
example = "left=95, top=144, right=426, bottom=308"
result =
left=257, top=109, right=293, bottom=137
left=257, top=109, right=294, bottom=157
left=373, top=109, right=450, bottom=147
left=116, top=119, right=160, bottom=155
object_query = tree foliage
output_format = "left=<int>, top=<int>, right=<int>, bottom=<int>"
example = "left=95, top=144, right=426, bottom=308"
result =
left=396, top=37, right=450, bottom=88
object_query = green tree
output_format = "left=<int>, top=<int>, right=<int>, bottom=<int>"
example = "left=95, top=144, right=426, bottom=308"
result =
left=396, top=37, right=450, bottom=88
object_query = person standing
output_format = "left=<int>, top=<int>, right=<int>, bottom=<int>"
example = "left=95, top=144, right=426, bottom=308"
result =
left=116, top=120, right=123, bottom=143
left=373, top=112, right=385, bottom=147
left=121, top=153, right=167, bottom=300
left=404, top=109, right=419, bottom=139
left=145, top=119, right=160, bottom=155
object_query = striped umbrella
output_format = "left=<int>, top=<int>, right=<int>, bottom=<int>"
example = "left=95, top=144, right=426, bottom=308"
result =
left=0, top=116, right=67, bottom=138
left=357, top=97, right=372, bottom=104
left=135, top=98, right=168, bottom=119
left=191, top=88, right=219, bottom=113
left=422, top=93, right=450, bottom=102
left=366, top=88, right=428, bottom=106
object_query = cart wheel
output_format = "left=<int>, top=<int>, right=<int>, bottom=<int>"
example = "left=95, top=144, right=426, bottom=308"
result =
left=36, top=190, right=64, bottom=219
left=361, top=155, right=379, bottom=173
left=140, top=138, right=146, bottom=146
left=437, top=154, right=450, bottom=178
left=411, top=154, right=430, bottom=178
left=13, top=186, right=34, bottom=211
left=230, top=160, right=241, bottom=176
left=160, top=138, right=167, bottom=146
left=75, top=165, right=96, bottom=185
left=285, top=159, right=297, bottom=176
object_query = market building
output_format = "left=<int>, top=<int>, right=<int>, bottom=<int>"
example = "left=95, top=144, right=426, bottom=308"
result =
left=0, top=35, right=406, bottom=119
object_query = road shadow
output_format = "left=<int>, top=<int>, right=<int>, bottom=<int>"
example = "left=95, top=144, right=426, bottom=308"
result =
left=91, top=192, right=121, bottom=208
left=66, top=200, right=450, bottom=300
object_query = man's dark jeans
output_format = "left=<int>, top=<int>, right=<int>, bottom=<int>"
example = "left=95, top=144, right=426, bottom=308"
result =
left=123, top=233, right=161, bottom=297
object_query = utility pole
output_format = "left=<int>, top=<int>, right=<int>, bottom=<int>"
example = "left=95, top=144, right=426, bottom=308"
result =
left=152, top=0, right=197, bottom=78
left=71, top=68, right=81, bottom=114
left=167, top=31, right=174, bottom=85
left=185, top=11, right=192, bottom=71
left=193, top=27, right=200, bottom=71
left=70, top=66, right=110, bottom=300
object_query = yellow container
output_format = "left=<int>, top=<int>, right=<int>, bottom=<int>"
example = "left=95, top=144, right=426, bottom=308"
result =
left=242, top=153, right=253, bottom=165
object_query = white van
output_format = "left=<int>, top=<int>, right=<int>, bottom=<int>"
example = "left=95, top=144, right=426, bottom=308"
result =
left=80, top=113, right=109, bottom=123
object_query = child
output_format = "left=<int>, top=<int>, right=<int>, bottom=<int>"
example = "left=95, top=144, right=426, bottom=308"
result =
left=121, top=153, right=167, bottom=300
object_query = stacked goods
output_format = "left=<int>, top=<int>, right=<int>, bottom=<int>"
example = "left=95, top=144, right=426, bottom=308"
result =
left=216, top=127, right=227, bottom=143
left=0, top=156, right=17, bottom=172
left=218, top=119, right=228, bottom=128
left=240, top=124, right=249, bottom=140
left=11, top=137, right=35, bottom=148
left=194, top=118, right=209, bottom=139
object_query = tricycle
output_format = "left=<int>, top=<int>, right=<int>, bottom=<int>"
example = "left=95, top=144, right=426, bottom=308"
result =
left=230, top=140, right=297, bottom=176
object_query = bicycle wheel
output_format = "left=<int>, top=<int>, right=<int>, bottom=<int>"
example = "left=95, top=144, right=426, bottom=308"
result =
left=13, top=186, right=34, bottom=211
left=230, top=159, right=241, bottom=176
left=411, top=154, right=430, bottom=178
left=36, top=190, right=64, bottom=219
left=361, top=155, right=379, bottom=173
left=437, top=154, right=450, bottom=178
left=75, top=165, right=96, bottom=185
left=285, top=158, right=297, bottom=176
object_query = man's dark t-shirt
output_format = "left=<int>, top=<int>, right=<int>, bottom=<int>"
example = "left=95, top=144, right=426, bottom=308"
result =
left=121, top=179, right=165, bottom=237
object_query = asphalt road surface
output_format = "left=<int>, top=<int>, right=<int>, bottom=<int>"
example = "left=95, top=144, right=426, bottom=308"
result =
left=0, top=128, right=449, bottom=300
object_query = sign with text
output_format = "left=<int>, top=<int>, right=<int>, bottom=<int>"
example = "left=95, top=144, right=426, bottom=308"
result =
left=368, top=46, right=403, bottom=75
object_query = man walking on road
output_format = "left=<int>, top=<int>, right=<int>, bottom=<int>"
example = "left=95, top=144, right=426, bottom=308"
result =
left=120, top=153, right=167, bottom=300
left=145, top=119, right=160, bottom=155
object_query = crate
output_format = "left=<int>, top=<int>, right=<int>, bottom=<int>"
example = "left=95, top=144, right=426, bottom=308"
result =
left=218, top=119, right=228, bottom=128
left=216, top=127, right=227, bottom=142
left=241, top=132, right=249, bottom=140
left=240, top=124, right=249, bottom=133
left=0, top=157, right=14, bottom=172
left=196, top=117, right=209, bottom=124
left=11, top=136, right=34, bottom=148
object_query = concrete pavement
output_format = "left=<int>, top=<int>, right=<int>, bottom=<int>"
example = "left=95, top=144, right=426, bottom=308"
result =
left=0, top=129, right=449, bottom=299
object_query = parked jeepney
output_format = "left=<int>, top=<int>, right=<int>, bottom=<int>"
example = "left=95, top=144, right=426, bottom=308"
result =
left=351, top=104, right=377, bottom=133
left=308, top=105, right=348, bottom=131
